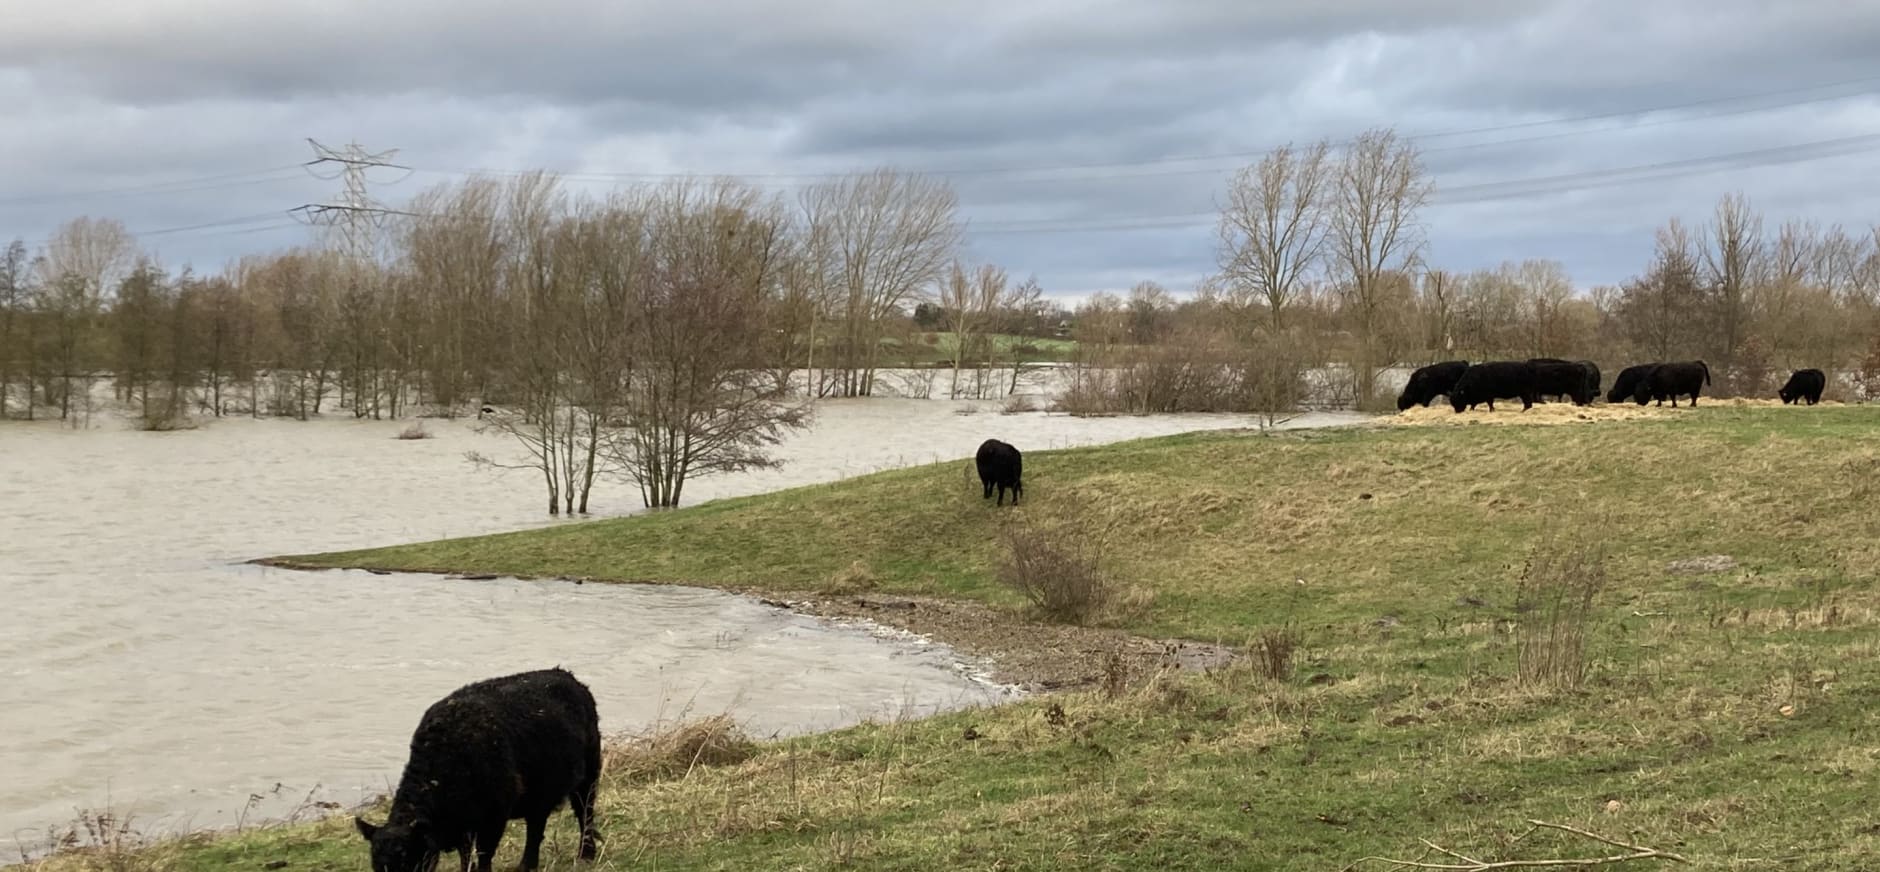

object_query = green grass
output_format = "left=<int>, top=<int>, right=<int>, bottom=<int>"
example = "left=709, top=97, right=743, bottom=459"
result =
left=37, top=405, right=1880, bottom=872
left=884, top=331, right=1080, bottom=365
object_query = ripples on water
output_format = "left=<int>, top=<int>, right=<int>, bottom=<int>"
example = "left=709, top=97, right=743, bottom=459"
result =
left=0, top=389, right=1366, bottom=852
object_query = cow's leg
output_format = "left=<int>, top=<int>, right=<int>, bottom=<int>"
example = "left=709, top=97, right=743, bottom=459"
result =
left=519, top=812, right=548, bottom=871
left=570, top=769, right=600, bottom=860
left=474, top=821, right=504, bottom=872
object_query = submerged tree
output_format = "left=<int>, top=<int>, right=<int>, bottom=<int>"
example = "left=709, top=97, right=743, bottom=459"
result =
left=608, top=178, right=812, bottom=509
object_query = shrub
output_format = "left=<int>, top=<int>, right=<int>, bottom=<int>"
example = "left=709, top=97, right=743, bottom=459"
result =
left=1000, top=393, right=1037, bottom=414
left=1513, top=535, right=1609, bottom=690
left=994, top=508, right=1113, bottom=625
left=1252, top=625, right=1301, bottom=681
left=396, top=422, right=432, bottom=440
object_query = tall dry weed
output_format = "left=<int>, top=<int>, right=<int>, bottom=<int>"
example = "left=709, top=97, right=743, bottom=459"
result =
left=1513, top=535, right=1609, bottom=690
left=995, top=506, right=1114, bottom=625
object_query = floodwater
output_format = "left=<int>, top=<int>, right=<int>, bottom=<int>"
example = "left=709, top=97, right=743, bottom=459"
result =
left=0, top=385, right=1366, bottom=853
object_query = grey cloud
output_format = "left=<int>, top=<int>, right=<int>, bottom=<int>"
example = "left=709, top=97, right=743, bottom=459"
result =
left=5, top=0, right=1879, bottom=298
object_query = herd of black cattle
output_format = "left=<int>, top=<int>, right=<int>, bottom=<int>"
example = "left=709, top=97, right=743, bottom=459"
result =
left=1395, top=357, right=1830, bottom=413
left=348, top=361, right=1839, bottom=872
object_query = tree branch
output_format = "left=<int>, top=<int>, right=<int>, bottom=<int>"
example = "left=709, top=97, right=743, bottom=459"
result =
left=1340, top=819, right=1690, bottom=871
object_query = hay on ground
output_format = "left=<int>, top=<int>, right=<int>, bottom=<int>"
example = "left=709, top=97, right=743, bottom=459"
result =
left=603, top=714, right=757, bottom=783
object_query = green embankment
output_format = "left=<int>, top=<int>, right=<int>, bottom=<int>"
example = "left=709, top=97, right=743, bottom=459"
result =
left=44, top=406, right=1880, bottom=871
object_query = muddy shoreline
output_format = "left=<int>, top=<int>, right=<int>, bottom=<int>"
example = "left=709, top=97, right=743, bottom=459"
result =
left=256, top=558, right=1241, bottom=692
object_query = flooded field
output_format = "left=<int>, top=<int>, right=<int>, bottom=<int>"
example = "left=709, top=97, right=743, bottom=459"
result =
left=0, top=390, right=1366, bottom=852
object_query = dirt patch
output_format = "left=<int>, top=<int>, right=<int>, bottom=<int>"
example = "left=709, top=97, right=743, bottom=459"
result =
left=750, top=590, right=1240, bottom=693
left=1666, top=555, right=1739, bottom=574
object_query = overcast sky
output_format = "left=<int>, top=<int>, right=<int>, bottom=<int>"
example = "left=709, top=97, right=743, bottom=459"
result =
left=4, top=0, right=1879, bottom=302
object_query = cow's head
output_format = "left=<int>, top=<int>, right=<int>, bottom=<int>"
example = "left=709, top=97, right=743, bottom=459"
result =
left=356, top=817, right=440, bottom=872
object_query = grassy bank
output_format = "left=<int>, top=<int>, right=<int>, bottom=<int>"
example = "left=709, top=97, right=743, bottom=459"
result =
left=42, top=404, right=1880, bottom=871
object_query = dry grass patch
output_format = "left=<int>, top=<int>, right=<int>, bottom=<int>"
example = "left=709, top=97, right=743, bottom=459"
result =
left=602, top=714, right=758, bottom=784
left=819, top=560, right=878, bottom=596
left=1387, top=401, right=1680, bottom=427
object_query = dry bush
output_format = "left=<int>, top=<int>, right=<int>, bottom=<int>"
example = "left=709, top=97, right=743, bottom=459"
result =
left=995, top=507, right=1114, bottom=625
left=820, top=560, right=878, bottom=595
left=1252, top=625, right=1302, bottom=681
left=31, top=809, right=174, bottom=872
left=603, top=714, right=757, bottom=784
left=1234, top=328, right=1314, bottom=425
left=395, top=422, right=432, bottom=440
left=1053, top=359, right=1126, bottom=416
left=1729, top=335, right=1773, bottom=398
left=134, top=407, right=196, bottom=432
left=1000, top=393, right=1037, bottom=414
left=1513, top=536, right=1609, bottom=690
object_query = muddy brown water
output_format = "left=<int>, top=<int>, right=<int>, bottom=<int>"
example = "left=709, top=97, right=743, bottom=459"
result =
left=0, top=390, right=1366, bottom=854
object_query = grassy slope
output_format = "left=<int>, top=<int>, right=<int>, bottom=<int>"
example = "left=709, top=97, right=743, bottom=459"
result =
left=55, top=407, right=1880, bottom=871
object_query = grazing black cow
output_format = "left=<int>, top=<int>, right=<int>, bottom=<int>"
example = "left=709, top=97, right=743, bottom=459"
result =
left=1448, top=360, right=1540, bottom=412
left=1608, top=363, right=1659, bottom=404
left=975, top=438, right=1024, bottom=506
left=1632, top=360, right=1711, bottom=407
left=1396, top=360, right=1470, bottom=411
left=1574, top=360, right=1602, bottom=402
left=1778, top=368, right=1827, bottom=405
left=355, top=668, right=602, bottom=872
left=1528, top=358, right=1595, bottom=406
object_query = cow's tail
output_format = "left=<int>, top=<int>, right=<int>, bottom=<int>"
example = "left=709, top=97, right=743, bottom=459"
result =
left=1697, top=360, right=1711, bottom=385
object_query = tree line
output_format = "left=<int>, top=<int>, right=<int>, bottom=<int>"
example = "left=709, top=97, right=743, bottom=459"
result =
left=1054, top=131, right=1880, bottom=415
left=5, top=126, right=1879, bottom=509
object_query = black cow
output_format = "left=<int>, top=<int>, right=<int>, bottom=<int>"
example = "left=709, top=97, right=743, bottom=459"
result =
left=1528, top=358, right=1595, bottom=406
left=1396, top=360, right=1470, bottom=411
left=975, top=439, right=1024, bottom=506
left=1448, top=360, right=1540, bottom=412
left=355, top=668, right=602, bottom=872
left=1608, top=363, right=1659, bottom=404
left=1778, top=368, right=1827, bottom=405
left=1632, top=360, right=1711, bottom=407
left=1575, top=360, right=1602, bottom=401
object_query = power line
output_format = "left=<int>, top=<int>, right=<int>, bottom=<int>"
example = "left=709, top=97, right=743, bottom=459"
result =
left=418, top=72, right=1880, bottom=183
left=957, top=132, right=1880, bottom=234
left=288, top=139, right=414, bottom=264
left=0, top=165, right=306, bottom=208
left=16, top=128, right=1875, bottom=248
left=10, top=212, right=293, bottom=248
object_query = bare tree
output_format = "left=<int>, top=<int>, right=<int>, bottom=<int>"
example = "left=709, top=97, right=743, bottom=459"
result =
left=465, top=171, right=605, bottom=515
left=608, top=178, right=811, bottom=508
left=937, top=260, right=1009, bottom=399
left=1702, top=191, right=1763, bottom=380
left=1326, top=128, right=1431, bottom=406
left=798, top=168, right=961, bottom=397
left=1419, top=268, right=1455, bottom=355
left=1003, top=274, right=1048, bottom=395
left=1512, top=259, right=1574, bottom=357
left=34, top=217, right=138, bottom=423
left=0, top=239, right=28, bottom=418
left=112, top=259, right=171, bottom=416
left=1618, top=219, right=1707, bottom=362
left=1216, top=138, right=1332, bottom=329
